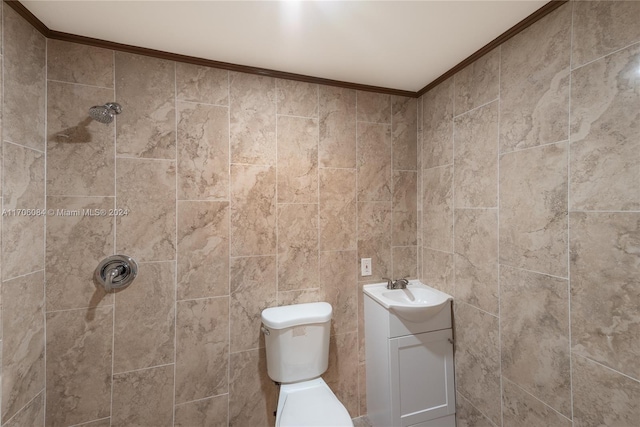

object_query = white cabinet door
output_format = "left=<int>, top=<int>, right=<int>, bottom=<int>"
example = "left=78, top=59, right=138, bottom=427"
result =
left=389, top=329, right=455, bottom=427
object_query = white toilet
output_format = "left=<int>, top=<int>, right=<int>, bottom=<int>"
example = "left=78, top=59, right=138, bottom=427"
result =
left=261, top=302, right=354, bottom=427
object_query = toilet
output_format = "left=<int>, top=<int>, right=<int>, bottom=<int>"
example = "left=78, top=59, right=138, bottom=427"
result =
left=261, top=302, right=354, bottom=427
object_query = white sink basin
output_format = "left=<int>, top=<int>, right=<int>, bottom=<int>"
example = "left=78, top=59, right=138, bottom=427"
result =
left=363, top=281, right=453, bottom=322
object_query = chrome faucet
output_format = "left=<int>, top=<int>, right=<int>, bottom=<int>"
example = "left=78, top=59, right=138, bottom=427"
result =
left=382, top=277, right=410, bottom=290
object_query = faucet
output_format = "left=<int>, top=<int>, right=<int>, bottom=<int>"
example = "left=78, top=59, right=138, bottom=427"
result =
left=382, top=277, right=410, bottom=290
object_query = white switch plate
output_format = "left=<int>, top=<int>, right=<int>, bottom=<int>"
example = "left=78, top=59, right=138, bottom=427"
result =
left=361, top=258, right=372, bottom=276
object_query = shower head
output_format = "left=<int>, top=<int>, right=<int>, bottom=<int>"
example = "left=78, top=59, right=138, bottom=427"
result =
left=89, top=102, right=122, bottom=124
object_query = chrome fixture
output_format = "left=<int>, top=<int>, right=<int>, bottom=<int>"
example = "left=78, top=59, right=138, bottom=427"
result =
left=382, top=277, right=410, bottom=290
left=88, top=102, right=122, bottom=124
left=95, top=254, right=138, bottom=292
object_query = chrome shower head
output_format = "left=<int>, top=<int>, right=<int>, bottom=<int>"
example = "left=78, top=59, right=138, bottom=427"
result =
left=89, top=102, right=122, bottom=124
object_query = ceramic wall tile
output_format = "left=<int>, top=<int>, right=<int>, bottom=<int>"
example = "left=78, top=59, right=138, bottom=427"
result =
left=230, top=164, right=277, bottom=257
left=499, top=142, right=568, bottom=277
left=229, top=255, right=277, bottom=352
left=175, top=394, right=228, bottom=427
left=320, top=251, right=357, bottom=336
left=319, top=168, right=356, bottom=251
left=392, top=246, right=417, bottom=280
left=1, top=214, right=44, bottom=281
left=570, top=212, right=640, bottom=380
left=357, top=202, right=392, bottom=281
left=176, top=62, right=228, bottom=105
left=46, top=81, right=115, bottom=196
left=113, top=261, right=175, bottom=373
left=422, top=78, right=453, bottom=169
left=277, top=288, right=324, bottom=306
left=421, top=248, right=454, bottom=296
left=324, top=332, right=359, bottom=417
left=454, top=209, right=498, bottom=314
left=176, top=297, right=229, bottom=404
left=229, top=72, right=276, bottom=165
left=500, top=265, right=571, bottom=416
left=177, top=101, right=229, bottom=200
left=357, top=122, right=392, bottom=202
left=358, top=362, right=367, bottom=417
left=572, top=0, right=640, bottom=69
left=500, top=4, right=571, bottom=152
left=570, top=44, right=640, bottom=211
left=319, top=86, right=356, bottom=168
left=115, top=158, right=176, bottom=262
left=1, top=271, right=45, bottom=422
left=45, top=306, right=113, bottom=426
left=572, top=355, right=640, bottom=427
left=422, top=165, right=453, bottom=252
left=277, top=116, right=318, bottom=203
left=177, top=201, right=229, bottom=300
left=454, top=101, right=498, bottom=208
left=2, top=142, right=45, bottom=210
left=392, top=171, right=417, bottom=246
left=392, top=96, right=417, bottom=171
left=115, top=52, right=175, bottom=159
left=455, top=393, right=494, bottom=427
left=502, top=378, right=572, bottom=427
left=47, top=39, right=113, bottom=87
left=357, top=91, right=390, bottom=124
left=45, top=196, right=114, bottom=311
left=277, top=203, right=318, bottom=291
left=3, top=7, right=45, bottom=151
left=277, top=79, right=318, bottom=117
left=454, top=48, right=499, bottom=116
left=229, top=349, right=278, bottom=427
left=3, top=390, right=44, bottom=427
left=111, top=365, right=174, bottom=427
left=454, top=302, right=501, bottom=425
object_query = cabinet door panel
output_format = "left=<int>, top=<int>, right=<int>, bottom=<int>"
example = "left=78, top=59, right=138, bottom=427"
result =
left=389, top=329, right=455, bottom=427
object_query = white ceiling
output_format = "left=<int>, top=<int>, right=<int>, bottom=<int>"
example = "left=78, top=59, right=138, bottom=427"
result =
left=22, top=0, right=548, bottom=92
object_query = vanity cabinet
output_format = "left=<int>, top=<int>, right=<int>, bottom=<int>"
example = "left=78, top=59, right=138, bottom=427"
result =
left=364, top=292, right=455, bottom=427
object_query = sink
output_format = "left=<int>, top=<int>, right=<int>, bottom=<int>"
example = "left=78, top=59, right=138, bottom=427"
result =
left=363, top=281, right=452, bottom=322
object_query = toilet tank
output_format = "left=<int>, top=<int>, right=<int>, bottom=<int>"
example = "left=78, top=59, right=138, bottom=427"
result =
left=261, top=302, right=332, bottom=383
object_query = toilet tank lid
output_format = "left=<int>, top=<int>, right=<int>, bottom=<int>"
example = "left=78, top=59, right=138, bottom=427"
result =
left=262, top=302, right=332, bottom=329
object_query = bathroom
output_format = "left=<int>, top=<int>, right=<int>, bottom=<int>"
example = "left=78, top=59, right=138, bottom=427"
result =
left=1, top=0, right=638, bottom=426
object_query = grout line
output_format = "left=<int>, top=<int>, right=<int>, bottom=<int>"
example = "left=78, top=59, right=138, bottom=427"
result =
left=176, top=294, right=229, bottom=303
left=573, top=353, right=640, bottom=384
left=457, top=299, right=499, bottom=319
left=2, top=139, right=45, bottom=154
left=1, top=268, right=45, bottom=284
left=45, top=194, right=116, bottom=199
left=226, top=68, right=232, bottom=425
left=567, top=4, right=575, bottom=420
left=275, top=77, right=280, bottom=306
left=499, top=138, right=569, bottom=156
left=114, top=155, right=176, bottom=162
left=174, top=97, right=229, bottom=109
left=570, top=39, right=640, bottom=72
left=42, top=35, right=49, bottom=427
left=276, top=112, right=318, bottom=120
left=499, top=263, right=569, bottom=281
left=174, top=392, right=230, bottom=408
left=172, top=60, right=178, bottom=427
left=112, top=362, right=176, bottom=377
left=452, top=97, right=499, bottom=120
left=69, top=416, right=111, bottom=427
left=110, top=47, right=117, bottom=427
left=1, top=388, right=46, bottom=427
left=457, top=390, right=500, bottom=427
left=496, top=44, right=504, bottom=427
left=46, top=78, right=113, bottom=91
left=501, top=376, right=573, bottom=423
left=570, top=209, right=640, bottom=213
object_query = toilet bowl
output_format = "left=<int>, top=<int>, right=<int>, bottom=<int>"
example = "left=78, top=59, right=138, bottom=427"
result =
left=262, top=302, right=354, bottom=427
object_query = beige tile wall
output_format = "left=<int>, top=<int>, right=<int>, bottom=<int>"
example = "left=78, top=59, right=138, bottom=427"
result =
left=0, top=3, right=417, bottom=425
left=420, top=2, right=640, bottom=426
